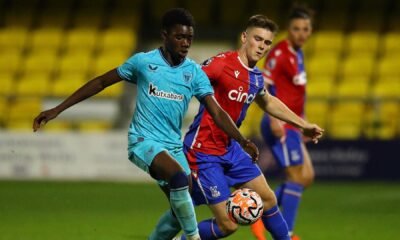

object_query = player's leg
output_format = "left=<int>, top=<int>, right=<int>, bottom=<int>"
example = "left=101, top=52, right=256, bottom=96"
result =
left=280, top=143, right=314, bottom=236
left=238, top=175, right=290, bottom=240
left=150, top=151, right=199, bottom=240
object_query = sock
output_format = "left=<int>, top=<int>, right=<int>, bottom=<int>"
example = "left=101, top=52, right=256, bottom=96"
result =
left=169, top=172, right=198, bottom=237
left=148, top=209, right=181, bottom=240
left=262, top=205, right=290, bottom=240
left=250, top=218, right=267, bottom=240
left=280, top=182, right=304, bottom=232
left=275, top=184, right=284, bottom=206
left=181, top=218, right=226, bottom=240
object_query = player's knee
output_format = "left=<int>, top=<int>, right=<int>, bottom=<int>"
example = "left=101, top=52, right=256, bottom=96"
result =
left=217, top=218, right=238, bottom=235
left=302, top=170, right=315, bottom=188
left=261, top=188, right=277, bottom=209
left=169, top=171, right=189, bottom=189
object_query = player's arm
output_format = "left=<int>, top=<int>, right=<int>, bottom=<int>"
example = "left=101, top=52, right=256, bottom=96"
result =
left=33, top=69, right=123, bottom=131
left=255, top=93, right=324, bottom=143
left=202, top=95, right=259, bottom=161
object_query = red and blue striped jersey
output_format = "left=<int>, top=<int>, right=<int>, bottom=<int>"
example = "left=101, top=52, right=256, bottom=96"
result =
left=183, top=51, right=266, bottom=156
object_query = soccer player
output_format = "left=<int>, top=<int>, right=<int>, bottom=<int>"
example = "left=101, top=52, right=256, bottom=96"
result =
left=170, top=15, right=323, bottom=240
left=254, top=6, right=315, bottom=240
left=32, top=8, right=259, bottom=240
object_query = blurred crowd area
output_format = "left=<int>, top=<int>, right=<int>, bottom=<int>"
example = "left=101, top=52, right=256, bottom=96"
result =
left=0, top=0, right=399, bottom=140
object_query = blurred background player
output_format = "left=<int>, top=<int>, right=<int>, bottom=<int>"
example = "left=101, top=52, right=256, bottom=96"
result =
left=32, top=8, right=259, bottom=240
left=252, top=5, right=315, bottom=240
left=171, top=14, right=323, bottom=240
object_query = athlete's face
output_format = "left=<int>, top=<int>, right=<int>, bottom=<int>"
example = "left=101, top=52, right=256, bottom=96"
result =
left=288, top=18, right=312, bottom=49
left=241, top=27, right=274, bottom=63
left=162, top=24, right=194, bottom=62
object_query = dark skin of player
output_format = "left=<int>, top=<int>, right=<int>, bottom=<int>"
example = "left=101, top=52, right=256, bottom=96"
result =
left=33, top=24, right=259, bottom=187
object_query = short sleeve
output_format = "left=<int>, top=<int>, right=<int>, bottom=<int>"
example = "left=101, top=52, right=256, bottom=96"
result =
left=193, top=65, right=214, bottom=101
left=117, top=53, right=142, bottom=84
left=201, top=56, right=223, bottom=84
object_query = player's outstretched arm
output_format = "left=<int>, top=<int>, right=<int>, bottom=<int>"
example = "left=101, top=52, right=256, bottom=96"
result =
left=33, top=69, right=123, bottom=132
left=255, top=93, right=324, bottom=143
left=202, top=95, right=259, bottom=161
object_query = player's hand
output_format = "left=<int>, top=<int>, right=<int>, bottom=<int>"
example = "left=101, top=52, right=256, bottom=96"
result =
left=301, top=123, right=324, bottom=144
left=33, top=108, right=60, bottom=132
left=240, top=139, right=259, bottom=162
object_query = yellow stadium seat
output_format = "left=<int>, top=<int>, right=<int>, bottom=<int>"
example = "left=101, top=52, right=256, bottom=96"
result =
left=377, top=57, right=400, bottom=79
left=240, top=104, right=264, bottom=138
left=42, top=120, right=72, bottom=132
left=313, top=31, right=344, bottom=53
left=383, top=33, right=400, bottom=55
left=0, top=27, right=28, bottom=51
left=307, top=80, right=334, bottom=98
left=100, top=28, right=136, bottom=52
left=372, top=81, right=400, bottom=98
left=30, top=28, right=64, bottom=50
left=305, top=101, right=329, bottom=130
left=307, top=54, right=340, bottom=78
left=96, top=83, right=123, bottom=98
left=336, top=78, right=370, bottom=98
left=341, top=55, right=374, bottom=79
left=8, top=98, right=42, bottom=121
left=93, top=50, right=129, bottom=76
left=52, top=74, right=87, bottom=97
left=5, top=120, right=35, bottom=131
left=58, top=51, right=92, bottom=75
left=347, top=32, right=379, bottom=55
left=0, top=73, right=15, bottom=96
left=78, top=121, right=112, bottom=132
left=365, top=102, right=399, bottom=139
left=0, top=49, right=22, bottom=74
left=65, top=28, right=98, bottom=50
left=15, top=73, right=51, bottom=96
left=0, top=97, right=8, bottom=122
left=329, top=102, right=365, bottom=139
left=23, top=52, right=57, bottom=75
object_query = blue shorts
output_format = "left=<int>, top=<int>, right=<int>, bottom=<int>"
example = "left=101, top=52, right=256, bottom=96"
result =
left=184, top=141, right=262, bottom=205
left=128, top=138, right=190, bottom=186
left=261, top=115, right=304, bottom=168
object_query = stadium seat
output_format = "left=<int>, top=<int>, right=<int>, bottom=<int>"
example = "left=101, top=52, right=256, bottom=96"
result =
left=0, top=27, right=28, bottom=51
left=30, top=28, right=64, bottom=50
left=365, top=102, right=399, bottom=139
left=99, top=28, right=136, bottom=52
left=371, top=81, right=400, bottom=99
left=0, top=73, right=14, bottom=96
left=329, top=102, right=365, bottom=139
left=5, top=120, right=36, bottom=131
left=0, top=97, right=7, bottom=123
left=23, top=51, right=57, bottom=75
left=307, top=53, right=340, bottom=79
left=336, top=80, right=370, bottom=98
left=58, top=51, right=92, bottom=76
left=8, top=98, right=42, bottom=122
left=240, top=104, right=263, bottom=138
left=313, top=31, right=344, bottom=54
left=65, top=28, right=98, bottom=51
left=341, top=55, right=374, bottom=79
left=42, top=120, right=73, bottom=132
left=346, top=32, right=379, bottom=55
left=307, top=79, right=334, bottom=98
left=92, top=50, right=129, bottom=76
left=0, top=49, right=21, bottom=75
left=52, top=74, right=87, bottom=97
left=15, top=73, right=51, bottom=96
left=377, top=56, right=400, bottom=79
left=383, top=32, right=400, bottom=57
left=78, top=121, right=112, bottom=132
left=305, top=101, right=330, bottom=130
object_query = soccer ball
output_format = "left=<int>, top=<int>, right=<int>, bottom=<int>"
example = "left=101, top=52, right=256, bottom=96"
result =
left=226, top=188, right=263, bottom=225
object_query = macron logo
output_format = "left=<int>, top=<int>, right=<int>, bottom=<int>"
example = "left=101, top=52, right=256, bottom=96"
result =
left=148, top=83, right=184, bottom=101
left=234, top=70, right=240, bottom=78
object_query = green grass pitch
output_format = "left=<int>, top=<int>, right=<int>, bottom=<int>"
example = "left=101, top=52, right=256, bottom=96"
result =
left=1, top=180, right=399, bottom=239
